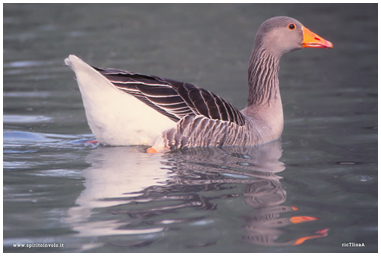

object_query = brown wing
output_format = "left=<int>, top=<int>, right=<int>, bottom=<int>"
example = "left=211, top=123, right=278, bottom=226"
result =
left=94, top=66, right=246, bottom=126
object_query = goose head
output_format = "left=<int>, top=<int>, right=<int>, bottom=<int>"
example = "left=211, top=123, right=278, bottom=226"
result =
left=254, top=16, right=333, bottom=58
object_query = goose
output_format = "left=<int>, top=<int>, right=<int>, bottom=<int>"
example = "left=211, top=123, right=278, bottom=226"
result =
left=65, top=16, right=333, bottom=153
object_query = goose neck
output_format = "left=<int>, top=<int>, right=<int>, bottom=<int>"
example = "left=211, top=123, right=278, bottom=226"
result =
left=247, top=47, right=280, bottom=107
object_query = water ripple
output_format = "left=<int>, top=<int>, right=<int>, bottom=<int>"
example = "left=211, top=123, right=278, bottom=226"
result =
left=3, top=115, right=52, bottom=124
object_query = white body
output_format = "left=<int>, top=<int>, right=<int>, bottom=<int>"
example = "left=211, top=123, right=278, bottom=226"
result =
left=65, top=55, right=175, bottom=146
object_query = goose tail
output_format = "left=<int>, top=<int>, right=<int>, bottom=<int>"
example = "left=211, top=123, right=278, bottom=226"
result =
left=65, top=55, right=175, bottom=147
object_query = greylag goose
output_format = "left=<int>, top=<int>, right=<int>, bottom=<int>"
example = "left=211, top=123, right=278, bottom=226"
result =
left=65, top=16, right=333, bottom=153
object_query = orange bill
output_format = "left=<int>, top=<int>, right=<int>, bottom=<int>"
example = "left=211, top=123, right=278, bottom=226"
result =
left=302, top=27, right=333, bottom=48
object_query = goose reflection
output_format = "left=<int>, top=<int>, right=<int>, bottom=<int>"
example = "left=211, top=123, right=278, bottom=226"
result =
left=65, top=140, right=327, bottom=250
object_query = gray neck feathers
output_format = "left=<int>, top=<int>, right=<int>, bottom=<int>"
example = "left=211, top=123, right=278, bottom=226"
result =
left=247, top=46, right=280, bottom=106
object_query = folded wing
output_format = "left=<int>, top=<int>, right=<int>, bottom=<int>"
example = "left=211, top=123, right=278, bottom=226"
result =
left=95, top=67, right=246, bottom=126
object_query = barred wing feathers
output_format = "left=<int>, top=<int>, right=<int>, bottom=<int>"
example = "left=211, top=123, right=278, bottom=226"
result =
left=95, top=67, right=246, bottom=126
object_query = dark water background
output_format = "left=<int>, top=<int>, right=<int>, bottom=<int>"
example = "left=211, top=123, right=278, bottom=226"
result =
left=3, top=3, right=377, bottom=253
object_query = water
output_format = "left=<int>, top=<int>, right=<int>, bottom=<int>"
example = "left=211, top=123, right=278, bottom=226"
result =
left=3, top=3, right=377, bottom=253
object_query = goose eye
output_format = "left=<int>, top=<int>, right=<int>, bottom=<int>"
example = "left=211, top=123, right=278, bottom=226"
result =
left=288, top=23, right=296, bottom=30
